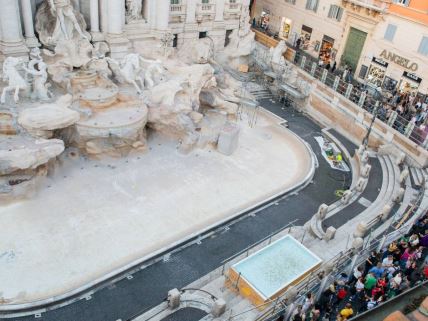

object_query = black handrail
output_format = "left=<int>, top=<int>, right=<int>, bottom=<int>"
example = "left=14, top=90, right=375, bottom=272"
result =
left=180, top=288, right=218, bottom=301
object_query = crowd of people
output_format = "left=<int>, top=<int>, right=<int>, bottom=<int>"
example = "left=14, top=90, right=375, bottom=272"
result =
left=284, top=212, right=428, bottom=321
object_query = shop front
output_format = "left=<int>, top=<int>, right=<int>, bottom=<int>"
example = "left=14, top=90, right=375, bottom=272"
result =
left=399, top=71, right=422, bottom=94
left=300, top=25, right=312, bottom=50
left=259, top=9, right=270, bottom=30
left=367, top=57, right=388, bottom=88
left=279, top=17, right=292, bottom=40
left=319, top=35, right=335, bottom=65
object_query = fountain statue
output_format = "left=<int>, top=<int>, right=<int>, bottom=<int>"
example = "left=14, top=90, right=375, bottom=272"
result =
left=24, top=48, right=52, bottom=101
left=35, top=0, right=90, bottom=48
left=1, top=57, right=28, bottom=104
left=126, top=0, right=144, bottom=23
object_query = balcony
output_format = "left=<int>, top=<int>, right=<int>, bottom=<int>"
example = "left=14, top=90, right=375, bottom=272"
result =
left=224, top=2, right=242, bottom=19
left=196, top=3, right=216, bottom=21
left=169, top=4, right=186, bottom=23
left=342, top=0, right=390, bottom=19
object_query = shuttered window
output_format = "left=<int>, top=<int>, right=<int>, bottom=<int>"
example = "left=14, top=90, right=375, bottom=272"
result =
left=418, top=36, right=428, bottom=56
left=285, top=0, right=296, bottom=4
left=305, top=0, right=319, bottom=12
left=384, top=24, right=397, bottom=42
left=327, top=5, right=344, bottom=22
left=393, top=0, right=410, bottom=6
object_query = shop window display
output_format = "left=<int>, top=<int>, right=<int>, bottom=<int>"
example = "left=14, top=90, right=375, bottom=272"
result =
left=280, top=18, right=292, bottom=39
left=319, top=36, right=334, bottom=65
left=367, top=65, right=386, bottom=87
left=382, top=76, right=398, bottom=92
left=399, top=72, right=422, bottom=94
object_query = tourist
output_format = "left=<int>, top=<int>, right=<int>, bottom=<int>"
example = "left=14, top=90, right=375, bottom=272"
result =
left=345, top=67, right=353, bottom=83
left=368, top=262, right=385, bottom=278
left=365, top=251, right=379, bottom=273
left=331, top=61, right=337, bottom=73
left=302, top=293, right=314, bottom=314
left=325, top=60, right=331, bottom=71
left=339, top=303, right=354, bottom=319
left=364, top=272, right=377, bottom=294
left=308, top=212, right=428, bottom=320
left=291, top=305, right=305, bottom=321
left=349, top=266, right=363, bottom=285
left=296, top=37, right=302, bottom=49
left=381, top=254, right=394, bottom=269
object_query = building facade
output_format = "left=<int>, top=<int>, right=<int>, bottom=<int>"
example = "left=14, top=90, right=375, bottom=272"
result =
left=0, top=0, right=250, bottom=60
left=251, top=0, right=428, bottom=97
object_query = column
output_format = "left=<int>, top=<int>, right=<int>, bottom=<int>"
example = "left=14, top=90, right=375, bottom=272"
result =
left=215, top=0, right=225, bottom=22
left=107, top=0, right=124, bottom=34
left=20, top=0, right=39, bottom=47
left=0, top=0, right=28, bottom=56
left=106, top=0, right=128, bottom=59
left=212, top=0, right=226, bottom=50
left=186, top=0, right=197, bottom=24
left=183, top=0, right=198, bottom=45
left=155, top=0, right=170, bottom=30
left=90, top=0, right=103, bottom=41
left=99, top=0, right=108, bottom=33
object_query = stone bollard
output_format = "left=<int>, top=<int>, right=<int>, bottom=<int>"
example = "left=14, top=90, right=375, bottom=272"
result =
left=283, top=286, right=298, bottom=301
left=361, top=164, right=372, bottom=178
left=341, top=190, right=352, bottom=205
left=167, top=288, right=181, bottom=309
left=324, top=226, right=336, bottom=241
left=353, top=222, right=367, bottom=238
left=395, top=152, right=406, bottom=166
left=351, top=237, right=364, bottom=251
left=316, top=203, right=329, bottom=220
left=379, top=204, right=392, bottom=222
left=393, top=187, right=405, bottom=203
left=321, top=261, right=335, bottom=275
left=211, top=298, right=226, bottom=317
left=399, top=169, right=409, bottom=184
left=356, top=177, right=368, bottom=192
left=361, top=151, right=370, bottom=165
left=357, top=145, right=366, bottom=157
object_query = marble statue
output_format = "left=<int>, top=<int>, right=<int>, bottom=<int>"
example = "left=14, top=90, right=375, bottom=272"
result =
left=24, top=49, right=51, bottom=101
left=126, top=0, right=143, bottom=23
left=35, top=0, right=90, bottom=48
left=86, top=42, right=112, bottom=79
left=270, top=40, right=287, bottom=71
left=1, top=57, right=28, bottom=104
left=139, top=57, right=166, bottom=88
left=106, top=54, right=145, bottom=93
left=219, top=25, right=255, bottom=70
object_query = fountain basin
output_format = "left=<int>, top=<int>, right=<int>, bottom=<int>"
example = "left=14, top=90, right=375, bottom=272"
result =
left=228, top=235, right=322, bottom=307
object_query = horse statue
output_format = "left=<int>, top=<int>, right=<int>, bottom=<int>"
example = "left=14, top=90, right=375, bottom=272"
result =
left=1, top=57, right=28, bottom=104
left=106, top=54, right=166, bottom=93
left=106, top=53, right=145, bottom=94
left=139, top=57, right=166, bottom=89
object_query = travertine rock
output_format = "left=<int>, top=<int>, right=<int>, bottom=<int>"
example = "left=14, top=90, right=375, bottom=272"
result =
left=217, top=122, right=240, bottom=156
left=0, top=136, right=64, bottom=176
left=18, top=95, right=80, bottom=137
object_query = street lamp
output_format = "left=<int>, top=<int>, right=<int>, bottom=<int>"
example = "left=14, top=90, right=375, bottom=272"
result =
left=362, top=96, right=380, bottom=148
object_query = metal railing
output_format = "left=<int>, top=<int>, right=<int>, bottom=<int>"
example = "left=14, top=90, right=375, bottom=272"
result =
left=220, top=219, right=298, bottom=275
left=251, top=43, right=428, bottom=150
left=254, top=210, right=426, bottom=321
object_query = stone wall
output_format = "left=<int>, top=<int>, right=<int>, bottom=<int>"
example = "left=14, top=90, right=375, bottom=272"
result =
left=297, top=73, right=428, bottom=167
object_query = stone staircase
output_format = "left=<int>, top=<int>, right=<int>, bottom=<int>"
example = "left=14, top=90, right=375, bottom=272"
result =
left=249, top=88, right=273, bottom=101
left=408, top=166, right=427, bottom=189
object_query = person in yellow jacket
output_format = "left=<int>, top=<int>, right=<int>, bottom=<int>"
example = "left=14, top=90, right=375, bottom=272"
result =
left=339, top=303, right=354, bottom=319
